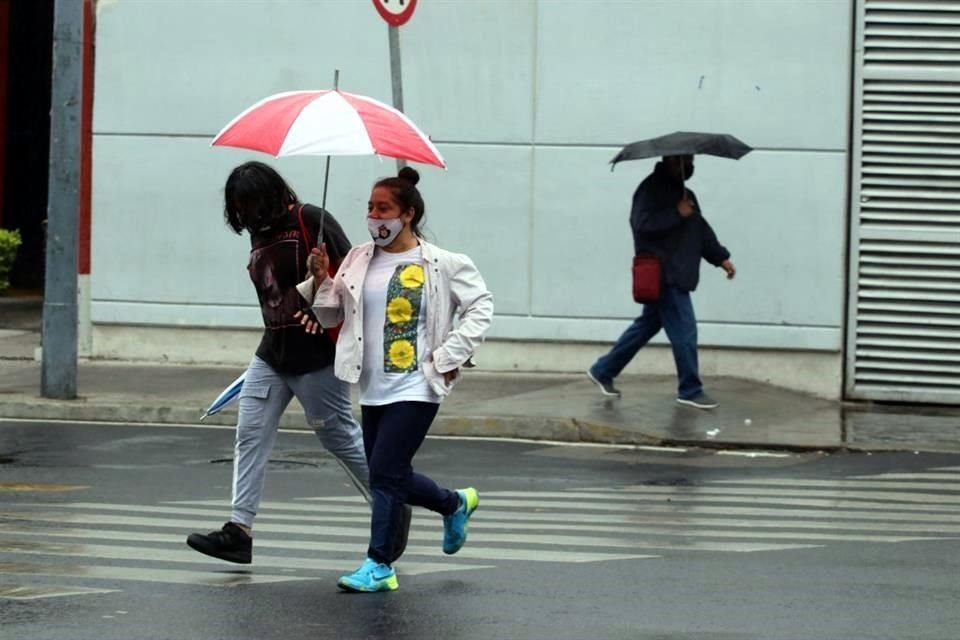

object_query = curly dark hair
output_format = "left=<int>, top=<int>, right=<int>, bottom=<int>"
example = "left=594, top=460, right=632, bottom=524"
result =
left=223, top=161, right=299, bottom=234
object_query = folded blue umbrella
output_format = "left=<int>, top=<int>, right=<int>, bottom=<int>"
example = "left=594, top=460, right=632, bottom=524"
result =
left=200, top=371, right=246, bottom=421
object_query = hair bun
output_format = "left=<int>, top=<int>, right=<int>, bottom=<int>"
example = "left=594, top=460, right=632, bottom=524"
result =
left=397, top=166, right=420, bottom=186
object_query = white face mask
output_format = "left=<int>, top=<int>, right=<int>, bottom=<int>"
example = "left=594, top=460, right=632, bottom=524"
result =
left=367, top=218, right=404, bottom=247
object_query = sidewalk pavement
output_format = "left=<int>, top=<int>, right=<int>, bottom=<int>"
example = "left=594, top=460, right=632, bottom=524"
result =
left=3, top=293, right=959, bottom=454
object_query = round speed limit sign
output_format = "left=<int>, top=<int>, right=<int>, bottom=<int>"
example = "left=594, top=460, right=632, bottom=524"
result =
left=372, top=0, right=418, bottom=27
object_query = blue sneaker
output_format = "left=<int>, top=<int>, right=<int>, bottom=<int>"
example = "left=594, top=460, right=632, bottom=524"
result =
left=337, top=557, right=398, bottom=593
left=442, top=488, right=479, bottom=555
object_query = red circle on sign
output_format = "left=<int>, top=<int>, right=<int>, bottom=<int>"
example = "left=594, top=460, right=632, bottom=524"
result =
left=372, top=0, right=417, bottom=27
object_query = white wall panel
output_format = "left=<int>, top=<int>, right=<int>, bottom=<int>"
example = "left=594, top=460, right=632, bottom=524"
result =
left=91, top=136, right=531, bottom=317
left=401, top=0, right=535, bottom=143
left=535, top=0, right=853, bottom=150
left=90, top=0, right=855, bottom=355
left=415, top=144, right=533, bottom=315
left=91, top=135, right=395, bottom=308
left=93, top=0, right=393, bottom=135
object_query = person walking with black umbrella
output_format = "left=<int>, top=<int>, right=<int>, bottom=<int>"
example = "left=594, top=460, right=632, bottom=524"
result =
left=587, top=153, right=736, bottom=409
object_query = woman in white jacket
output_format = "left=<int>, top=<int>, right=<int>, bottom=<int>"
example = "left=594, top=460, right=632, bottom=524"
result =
left=298, top=167, right=494, bottom=593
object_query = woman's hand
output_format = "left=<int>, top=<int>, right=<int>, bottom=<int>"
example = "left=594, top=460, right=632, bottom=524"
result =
left=306, top=244, right=330, bottom=286
left=443, top=368, right=459, bottom=385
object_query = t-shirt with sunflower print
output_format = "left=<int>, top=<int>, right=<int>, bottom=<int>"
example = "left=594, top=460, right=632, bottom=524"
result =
left=359, top=245, right=441, bottom=406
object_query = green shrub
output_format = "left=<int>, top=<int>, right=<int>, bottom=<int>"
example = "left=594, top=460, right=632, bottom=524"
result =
left=0, top=228, right=23, bottom=292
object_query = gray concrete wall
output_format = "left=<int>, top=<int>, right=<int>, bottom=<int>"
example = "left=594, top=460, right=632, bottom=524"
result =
left=88, top=0, right=853, bottom=396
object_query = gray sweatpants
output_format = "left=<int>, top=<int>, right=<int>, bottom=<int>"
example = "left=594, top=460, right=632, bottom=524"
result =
left=231, top=355, right=368, bottom=527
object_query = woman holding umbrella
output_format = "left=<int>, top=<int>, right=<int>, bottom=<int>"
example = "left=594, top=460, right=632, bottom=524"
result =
left=185, top=161, right=370, bottom=564
left=298, top=167, right=494, bottom=592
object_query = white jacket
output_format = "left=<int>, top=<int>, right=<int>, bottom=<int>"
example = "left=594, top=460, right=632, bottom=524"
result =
left=297, top=240, right=494, bottom=398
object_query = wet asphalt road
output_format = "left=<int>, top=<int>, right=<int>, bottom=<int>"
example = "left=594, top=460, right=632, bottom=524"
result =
left=0, top=419, right=958, bottom=640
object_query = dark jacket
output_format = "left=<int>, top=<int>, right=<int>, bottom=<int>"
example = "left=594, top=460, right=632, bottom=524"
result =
left=630, top=162, right=730, bottom=292
left=248, top=204, right=351, bottom=375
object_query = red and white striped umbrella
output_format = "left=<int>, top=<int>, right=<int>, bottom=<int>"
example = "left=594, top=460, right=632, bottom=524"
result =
left=211, top=90, right=446, bottom=168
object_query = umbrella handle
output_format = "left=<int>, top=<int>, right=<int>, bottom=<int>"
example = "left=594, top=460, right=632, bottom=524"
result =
left=680, top=161, right=687, bottom=202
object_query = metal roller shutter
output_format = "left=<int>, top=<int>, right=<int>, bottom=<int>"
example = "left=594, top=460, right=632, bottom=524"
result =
left=847, top=0, right=960, bottom=402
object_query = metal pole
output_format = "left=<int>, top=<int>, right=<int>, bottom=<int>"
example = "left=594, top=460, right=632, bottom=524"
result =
left=42, top=0, right=82, bottom=399
left=388, top=24, right=406, bottom=171
left=318, top=69, right=339, bottom=246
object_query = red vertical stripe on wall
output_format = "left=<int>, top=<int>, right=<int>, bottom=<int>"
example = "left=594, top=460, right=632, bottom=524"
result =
left=78, top=0, right=93, bottom=274
left=0, top=0, right=10, bottom=228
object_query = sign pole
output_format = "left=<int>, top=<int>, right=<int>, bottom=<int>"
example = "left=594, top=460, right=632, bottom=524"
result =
left=388, top=25, right=405, bottom=171
left=372, top=0, right=417, bottom=172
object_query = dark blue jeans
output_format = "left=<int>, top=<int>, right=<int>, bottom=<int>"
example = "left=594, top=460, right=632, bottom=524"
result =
left=590, top=286, right=703, bottom=400
left=360, top=401, right=459, bottom=566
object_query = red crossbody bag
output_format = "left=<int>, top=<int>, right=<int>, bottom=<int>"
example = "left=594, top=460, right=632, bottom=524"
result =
left=632, top=254, right=662, bottom=304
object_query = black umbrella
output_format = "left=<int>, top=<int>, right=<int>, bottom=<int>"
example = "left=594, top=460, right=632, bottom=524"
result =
left=610, top=131, right=751, bottom=170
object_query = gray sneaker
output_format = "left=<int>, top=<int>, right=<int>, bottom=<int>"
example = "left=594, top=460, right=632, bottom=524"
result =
left=586, top=369, right=621, bottom=397
left=676, top=392, right=719, bottom=410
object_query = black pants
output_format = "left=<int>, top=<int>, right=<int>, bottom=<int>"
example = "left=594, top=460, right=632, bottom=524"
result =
left=361, top=401, right=459, bottom=565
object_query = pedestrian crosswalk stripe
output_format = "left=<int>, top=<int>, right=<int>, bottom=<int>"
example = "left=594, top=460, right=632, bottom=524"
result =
left=5, top=510, right=947, bottom=546
left=0, top=561, right=308, bottom=586
left=0, top=583, right=119, bottom=600
left=3, top=466, right=958, bottom=593
left=0, top=527, right=650, bottom=563
left=301, top=495, right=960, bottom=513
left=471, top=487, right=960, bottom=505
left=0, top=540, right=490, bottom=575
left=442, top=493, right=960, bottom=513
left=707, top=478, right=958, bottom=491
left=32, top=502, right=960, bottom=535
left=179, top=499, right=960, bottom=524
left=851, top=472, right=960, bottom=481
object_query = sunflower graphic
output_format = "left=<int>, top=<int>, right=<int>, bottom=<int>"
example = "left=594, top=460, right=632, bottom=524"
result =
left=399, top=264, right=425, bottom=289
left=387, top=297, right=414, bottom=324
left=388, top=339, right=416, bottom=371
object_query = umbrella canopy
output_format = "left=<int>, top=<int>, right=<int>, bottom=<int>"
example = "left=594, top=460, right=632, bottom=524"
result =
left=211, top=90, right=446, bottom=168
left=610, top=131, right=751, bottom=169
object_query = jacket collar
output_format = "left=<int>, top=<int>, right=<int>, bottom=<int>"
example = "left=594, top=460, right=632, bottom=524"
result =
left=342, top=240, right=438, bottom=299
left=358, top=239, right=438, bottom=261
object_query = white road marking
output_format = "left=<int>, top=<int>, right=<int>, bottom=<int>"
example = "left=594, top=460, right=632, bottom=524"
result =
left=4, top=512, right=941, bottom=546
left=0, top=583, right=119, bottom=600
left=707, top=478, right=958, bottom=491
left=29, top=503, right=960, bottom=536
left=0, top=561, right=308, bottom=586
left=300, top=494, right=960, bottom=513
left=0, top=526, right=649, bottom=564
left=171, top=498, right=960, bottom=524
left=482, top=487, right=960, bottom=505
left=0, top=541, right=489, bottom=575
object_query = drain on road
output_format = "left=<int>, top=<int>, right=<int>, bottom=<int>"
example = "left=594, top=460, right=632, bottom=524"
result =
left=643, top=478, right=695, bottom=487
